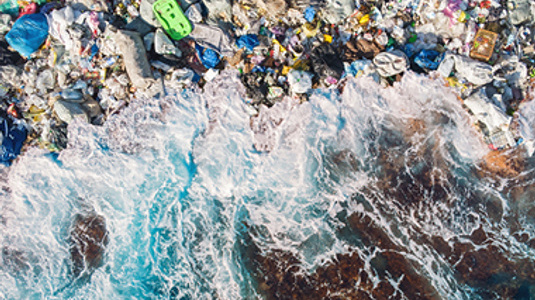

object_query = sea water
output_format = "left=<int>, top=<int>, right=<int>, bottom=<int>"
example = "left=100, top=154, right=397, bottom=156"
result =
left=1, top=70, right=534, bottom=299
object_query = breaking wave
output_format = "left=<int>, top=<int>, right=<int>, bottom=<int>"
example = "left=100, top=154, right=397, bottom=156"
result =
left=1, top=70, right=534, bottom=299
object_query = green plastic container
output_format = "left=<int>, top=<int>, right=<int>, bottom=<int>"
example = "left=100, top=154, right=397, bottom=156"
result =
left=152, top=0, right=192, bottom=41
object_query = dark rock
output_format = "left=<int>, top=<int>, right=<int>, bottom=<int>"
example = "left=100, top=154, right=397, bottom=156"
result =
left=69, top=213, right=109, bottom=277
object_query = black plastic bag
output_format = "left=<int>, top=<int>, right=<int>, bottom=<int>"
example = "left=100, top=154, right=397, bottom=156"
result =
left=310, top=42, right=344, bottom=79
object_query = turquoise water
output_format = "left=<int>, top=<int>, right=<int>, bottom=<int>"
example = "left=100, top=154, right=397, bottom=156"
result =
left=1, top=71, right=534, bottom=299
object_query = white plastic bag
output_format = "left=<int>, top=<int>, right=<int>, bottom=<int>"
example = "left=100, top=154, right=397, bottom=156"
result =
left=454, top=55, right=493, bottom=86
left=507, top=0, right=535, bottom=25
left=463, top=89, right=511, bottom=133
left=439, top=54, right=493, bottom=86
left=288, top=70, right=312, bottom=94
left=185, top=3, right=203, bottom=23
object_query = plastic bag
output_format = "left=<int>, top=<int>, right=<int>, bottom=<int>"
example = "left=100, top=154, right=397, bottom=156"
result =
left=47, top=7, right=78, bottom=51
left=0, top=65, right=22, bottom=87
left=344, top=59, right=373, bottom=78
left=493, top=56, right=528, bottom=87
left=414, top=50, right=443, bottom=70
left=139, top=0, right=160, bottom=27
left=202, top=0, right=232, bottom=26
left=124, top=17, right=155, bottom=36
left=36, top=69, right=55, bottom=94
left=507, top=0, right=534, bottom=25
left=463, top=89, right=511, bottom=134
left=189, top=23, right=234, bottom=57
left=304, top=7, right=316, bottom=22
left=0, top=118, right=27, bottom=165
left=236, top=34, right=259, bottom=52
left=322, top=0, right=354, bottom=24
left=310, top=43, right=345, bottom=79
left=288, top=70, right=312, bottom=94
left=0, top=0, right=19, bottom=16
left=195, top=44, right=220, bottom=69
left=0, top=14, right=12, bottom=34
left=6, top=13, right=49, bottom=58
left=185, top=3, right=203, bottom=23
left=452, top=55, right=493, bottom=86
left=167, top=68, right=195, bottom=88
left=344, top=37, right=384, bottom=61
left=0, top=40, right=24, bottom=66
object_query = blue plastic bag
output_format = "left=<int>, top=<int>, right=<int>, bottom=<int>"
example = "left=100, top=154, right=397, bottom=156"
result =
left=0, top=119, right=27, bottom=165
left=6, top=13, right=49, bottom=58
left=304, top=7, right=316, bottom=22
left=195, top=45, right=220, bottom=69
left=414, top=50, right=443, bottom=70
left=402, top=43, right=417, bottom=58
left=236, top=34, right=259, bottom=52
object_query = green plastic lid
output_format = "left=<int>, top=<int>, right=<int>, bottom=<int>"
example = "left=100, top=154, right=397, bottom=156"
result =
left=152, top=0, right=192, bottom=41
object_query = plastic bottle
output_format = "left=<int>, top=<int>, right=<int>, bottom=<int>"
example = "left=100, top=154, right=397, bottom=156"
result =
left=59, top=89, right=84, bottom=101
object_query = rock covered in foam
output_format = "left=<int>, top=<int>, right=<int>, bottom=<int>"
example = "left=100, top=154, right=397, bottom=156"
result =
left=69, top=213, right=109, bottom=277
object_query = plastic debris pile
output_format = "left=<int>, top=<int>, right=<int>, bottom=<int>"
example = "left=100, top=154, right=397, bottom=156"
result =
left=0, top=0, right=533, bottom=164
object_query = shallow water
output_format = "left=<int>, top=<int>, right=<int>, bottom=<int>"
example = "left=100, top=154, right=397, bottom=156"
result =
left=1, top=70, right=534, bottom=299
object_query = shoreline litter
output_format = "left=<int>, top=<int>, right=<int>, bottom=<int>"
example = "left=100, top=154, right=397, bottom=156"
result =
left=0, top=0, right=534, bottom=164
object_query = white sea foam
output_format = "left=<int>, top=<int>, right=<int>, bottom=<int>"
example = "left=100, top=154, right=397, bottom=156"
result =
left=0, top=70, right=533, bottom=299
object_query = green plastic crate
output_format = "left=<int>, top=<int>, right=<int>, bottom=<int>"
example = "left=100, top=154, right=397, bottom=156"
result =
left=152, top=0, right=192, bottom=41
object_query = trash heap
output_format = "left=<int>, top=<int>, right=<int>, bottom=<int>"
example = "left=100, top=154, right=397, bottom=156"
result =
left=0, top=0, right=534, bottom=164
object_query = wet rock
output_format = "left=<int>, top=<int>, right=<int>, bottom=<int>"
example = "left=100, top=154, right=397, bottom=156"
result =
left=1, top=246, right=29, bottom=272
left=241, top=210, right=442, bottom=299
left=484, top=194, right=504, bottom=223
left=69, top=213, right=109, bottom=277
left=470, top=226, right=489, bottom=245
left=478, top=149, right=525, bottom=178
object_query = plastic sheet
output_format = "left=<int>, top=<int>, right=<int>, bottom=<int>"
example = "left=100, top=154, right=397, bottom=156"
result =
left=189, top=23, right=235, bottom=57
left=115, top=30, right=154, bottom=89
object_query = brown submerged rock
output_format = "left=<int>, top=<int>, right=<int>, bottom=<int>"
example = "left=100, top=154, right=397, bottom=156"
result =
left=478, top=149, right=525, bottom=178
left=69, top=213, right=109, bottom=277
left=245, top=212, right=441, bottom=299
left=244, top=114, right=535, bottom=299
